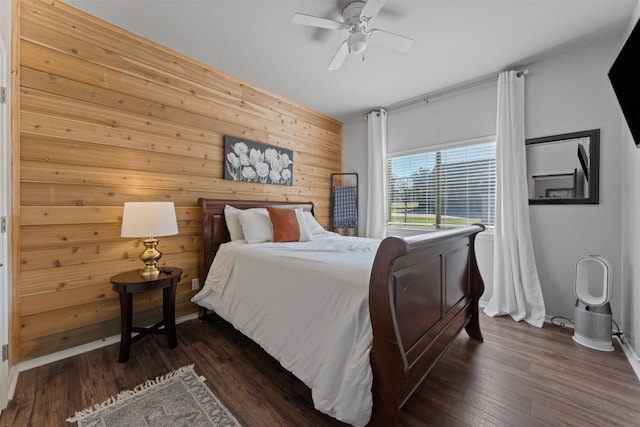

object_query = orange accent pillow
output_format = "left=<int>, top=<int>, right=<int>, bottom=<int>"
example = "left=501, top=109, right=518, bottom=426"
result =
left=267, top=206, right=300, bottom=242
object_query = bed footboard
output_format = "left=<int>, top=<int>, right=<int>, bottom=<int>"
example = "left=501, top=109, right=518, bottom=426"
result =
left=367, top=225, right=485, bottom=426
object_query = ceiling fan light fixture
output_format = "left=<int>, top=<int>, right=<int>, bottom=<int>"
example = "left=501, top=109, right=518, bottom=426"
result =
left=292, top=0, right=413, bottom=70
left=348, top=32, right=368, bottom=54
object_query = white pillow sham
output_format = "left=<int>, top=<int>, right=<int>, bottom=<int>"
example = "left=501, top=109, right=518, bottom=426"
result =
left=302, top=210, right=326, bottom=235
left=224, top=205, right=245, bottom=241
left=295, top=208, right=312, bottom=242
left=238, top=208, right=273, bottom=243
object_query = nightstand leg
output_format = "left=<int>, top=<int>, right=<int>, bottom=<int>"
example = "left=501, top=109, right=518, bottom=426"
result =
left=163, top=283, right=177, bottom=348
left=118, top=291, right=133, bottom=363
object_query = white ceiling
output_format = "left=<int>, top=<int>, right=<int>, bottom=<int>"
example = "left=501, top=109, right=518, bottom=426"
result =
left=65, top=0, right=637, bottom=121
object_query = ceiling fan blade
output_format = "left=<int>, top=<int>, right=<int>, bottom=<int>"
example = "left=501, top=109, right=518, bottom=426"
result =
left=369, top=29, right=414, bottom=52
left=361, top=0, right=387, bottom=20
left=292, top=13, right=344, bottom=30
left=328, top=40, right=350, bottom=71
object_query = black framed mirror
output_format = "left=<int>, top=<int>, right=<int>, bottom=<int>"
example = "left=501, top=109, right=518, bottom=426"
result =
left=526, top=129, right=599, bottom=204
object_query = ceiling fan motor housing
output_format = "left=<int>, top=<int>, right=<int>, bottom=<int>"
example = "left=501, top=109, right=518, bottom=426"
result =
left=343, top=1, right=368, bottom=53
left=343, top=1, right=367, bottom=29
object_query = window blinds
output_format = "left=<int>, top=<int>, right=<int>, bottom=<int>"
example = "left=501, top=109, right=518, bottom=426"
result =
left=386, top=141, right=496, bottom=229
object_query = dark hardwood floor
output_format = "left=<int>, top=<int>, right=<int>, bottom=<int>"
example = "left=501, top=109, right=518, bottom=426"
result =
left=2, top=313, right=640, bottom=427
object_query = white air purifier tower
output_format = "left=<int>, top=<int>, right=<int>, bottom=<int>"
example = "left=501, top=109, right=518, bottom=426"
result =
left=573, top=255, right=613, bottom=351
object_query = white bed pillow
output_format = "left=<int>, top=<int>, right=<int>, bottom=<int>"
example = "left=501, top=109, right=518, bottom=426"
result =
left=295, top=208, right=312, bottom=242
left=238, top=208, right=273, bottom=243
left=224, top=205, right=245, bottom=241
left=302, top=211, right=326, bottom=235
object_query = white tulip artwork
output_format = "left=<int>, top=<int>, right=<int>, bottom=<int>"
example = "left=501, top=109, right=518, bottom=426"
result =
left=224, top=135, right=294, bottom=186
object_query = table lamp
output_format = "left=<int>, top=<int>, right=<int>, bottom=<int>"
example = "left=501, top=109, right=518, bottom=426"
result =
left=121, top=202, right=179, bottom=277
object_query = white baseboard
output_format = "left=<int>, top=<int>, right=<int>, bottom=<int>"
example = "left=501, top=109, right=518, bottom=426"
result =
left=7, top=312, right=198, bottom=401
left=617, top=336, right=640, bottom=382
left=7, top=367, right=18, bottom=404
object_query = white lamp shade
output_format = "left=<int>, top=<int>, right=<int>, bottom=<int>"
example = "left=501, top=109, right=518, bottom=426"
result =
left=121, top=202, right=179, bottom=238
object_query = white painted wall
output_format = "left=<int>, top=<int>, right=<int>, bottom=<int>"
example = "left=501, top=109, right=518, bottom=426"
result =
left=620, top=1, right=640, bottom=362
left=343, top=38, right=627, bottom=332
left=342, top=114, right=368, bottom=239
left=526, top=39, right=623, bottom=322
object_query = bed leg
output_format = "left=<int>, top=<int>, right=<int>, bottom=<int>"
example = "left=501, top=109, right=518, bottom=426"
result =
left=466, top=232, right=484, bottom=342
left=465, top=301, right=483, bottom=341
left=367, top=403, right=399, bottom=427
left=198, top=307, right=208, bottom=320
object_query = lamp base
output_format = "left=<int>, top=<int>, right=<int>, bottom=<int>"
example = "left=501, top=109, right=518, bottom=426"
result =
left=139, top=238, right=162, bottom=278
left=139, top=266, right=161, bottom=278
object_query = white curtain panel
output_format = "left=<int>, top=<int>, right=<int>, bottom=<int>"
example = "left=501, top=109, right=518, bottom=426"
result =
left=484, top=71, right=546, bottom=327
left=365, top=109, right=387, bottom=239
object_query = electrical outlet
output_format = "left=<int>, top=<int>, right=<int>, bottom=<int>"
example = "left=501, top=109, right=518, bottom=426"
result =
left=191, top=278, right=200, bottom=290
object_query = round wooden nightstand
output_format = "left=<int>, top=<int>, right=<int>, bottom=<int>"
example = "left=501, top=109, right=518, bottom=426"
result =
left=110, top=267, right=182, bottom=363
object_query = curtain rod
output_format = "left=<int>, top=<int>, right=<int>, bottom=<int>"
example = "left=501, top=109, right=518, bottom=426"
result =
left=384, top=68, right=529, bottom=114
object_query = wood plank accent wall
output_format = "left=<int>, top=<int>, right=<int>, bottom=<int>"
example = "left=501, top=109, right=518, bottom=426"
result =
left=12, top=0, right=343, bottom=361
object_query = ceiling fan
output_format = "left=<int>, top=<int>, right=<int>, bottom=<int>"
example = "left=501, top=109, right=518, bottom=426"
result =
left=292, top=0, right=414, bottom=70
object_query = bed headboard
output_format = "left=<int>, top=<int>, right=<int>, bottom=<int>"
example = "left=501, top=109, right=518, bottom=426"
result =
left=198, top=198, right=315, bottom=279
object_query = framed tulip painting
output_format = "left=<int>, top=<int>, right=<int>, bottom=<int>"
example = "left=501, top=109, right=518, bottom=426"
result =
left=224, top=136, right=294, bottom=186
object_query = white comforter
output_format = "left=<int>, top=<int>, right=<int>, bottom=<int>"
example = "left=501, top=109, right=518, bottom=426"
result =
left=191, top=233, right=380, bottom=427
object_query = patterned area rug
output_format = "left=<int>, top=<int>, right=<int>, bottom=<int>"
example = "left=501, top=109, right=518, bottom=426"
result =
left=67, top=365, right=241, bottom=427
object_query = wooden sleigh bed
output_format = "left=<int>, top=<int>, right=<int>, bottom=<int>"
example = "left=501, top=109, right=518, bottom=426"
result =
left=197, top=198, right=485, bottom=426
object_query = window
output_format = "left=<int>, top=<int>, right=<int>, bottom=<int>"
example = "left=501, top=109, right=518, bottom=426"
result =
left=386, top=139, right=496, bottom=230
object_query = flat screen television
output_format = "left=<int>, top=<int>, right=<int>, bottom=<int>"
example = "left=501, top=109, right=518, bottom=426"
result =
left=608, top=18, right=640, bottom=146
